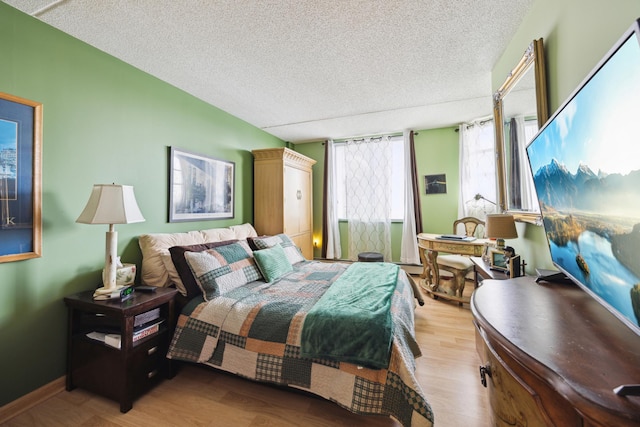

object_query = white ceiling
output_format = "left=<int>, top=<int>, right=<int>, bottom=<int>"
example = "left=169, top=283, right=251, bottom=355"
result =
left=4, top=0, right=534, bottom=143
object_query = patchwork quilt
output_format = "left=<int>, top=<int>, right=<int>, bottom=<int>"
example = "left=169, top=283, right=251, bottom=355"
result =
left=167, top=261, right=434, bottom=427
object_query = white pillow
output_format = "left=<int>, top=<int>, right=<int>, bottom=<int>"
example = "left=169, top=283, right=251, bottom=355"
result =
left=139, top=223, right=259, bottom=295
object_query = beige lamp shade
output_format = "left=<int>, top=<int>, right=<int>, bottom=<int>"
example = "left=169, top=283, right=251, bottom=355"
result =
left=485, top=214, right=517, bottom=248
left=77, top=184, right=145, bottom=297
left=76, top=184, right=145, bottom=225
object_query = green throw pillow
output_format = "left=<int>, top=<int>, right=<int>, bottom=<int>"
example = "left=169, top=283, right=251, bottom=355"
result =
left=253, top=244, right=293, bottom=282
left=249, top=233, right=305, bottom=264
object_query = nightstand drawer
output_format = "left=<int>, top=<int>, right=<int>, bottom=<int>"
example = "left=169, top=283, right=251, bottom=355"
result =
left=130, top=333, right=168, bottom=396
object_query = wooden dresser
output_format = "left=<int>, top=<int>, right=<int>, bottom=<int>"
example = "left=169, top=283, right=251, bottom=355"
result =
left=472, top=277, right=640, bottom=426
left=252, top=148, right=316, bottom=259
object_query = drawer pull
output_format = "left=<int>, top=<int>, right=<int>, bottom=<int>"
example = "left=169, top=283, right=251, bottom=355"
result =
left=479, top=364, right=492, bottom=387
left=147, top=346, right=158, bottom=356
left=147, top=369, right=158, bottom=379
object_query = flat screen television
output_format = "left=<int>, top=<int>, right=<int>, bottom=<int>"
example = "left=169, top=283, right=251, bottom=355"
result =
left=526, top=18, right=640, bottom=338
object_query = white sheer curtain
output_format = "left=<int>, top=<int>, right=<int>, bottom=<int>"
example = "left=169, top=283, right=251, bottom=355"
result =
left=458, top=119, right=498, bottom=226
left=344, top=137, right=392, bottom=261
left=400, top=130, right=420, bottom=265
left=324, top=139, right=342, bottom=259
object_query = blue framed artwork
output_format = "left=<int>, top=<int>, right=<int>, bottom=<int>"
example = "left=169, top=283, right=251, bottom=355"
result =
left=169, top=147, right=235, bottom=222
left=0, top=92, right=42, bottom=263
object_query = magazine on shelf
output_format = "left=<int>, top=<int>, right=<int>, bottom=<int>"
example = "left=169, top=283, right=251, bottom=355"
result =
left=133, top=319, right=164, bottom=341
left=135, top=307, right=160, bottom=327
left=86, top=319, right=164, bottom=349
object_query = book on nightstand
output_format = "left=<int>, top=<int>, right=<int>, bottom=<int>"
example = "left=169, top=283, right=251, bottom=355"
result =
left=90, top=319, right=165, bottom=349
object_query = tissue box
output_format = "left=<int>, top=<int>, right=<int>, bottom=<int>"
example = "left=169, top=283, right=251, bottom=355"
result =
left=116, top=263, right=136, bottom=286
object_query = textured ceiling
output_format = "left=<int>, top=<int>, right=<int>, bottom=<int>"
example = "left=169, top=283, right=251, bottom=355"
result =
left=4, top=0, right=535, bottom=142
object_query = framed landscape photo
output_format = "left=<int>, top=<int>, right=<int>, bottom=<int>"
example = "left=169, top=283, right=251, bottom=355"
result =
left=489, top=248, right=508, bottom=271
left=169, top=147, right=235, bottom=222
left=0, top=92, right=42, bottom=263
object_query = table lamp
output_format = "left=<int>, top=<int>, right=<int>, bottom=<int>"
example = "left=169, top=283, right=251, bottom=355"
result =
left=485, top=213, right=518, bottom=249
left=76, top=184, right=145, bottom=298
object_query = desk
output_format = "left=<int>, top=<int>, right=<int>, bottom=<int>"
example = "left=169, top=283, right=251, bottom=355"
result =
left=417, top=233, right=489, bottom=304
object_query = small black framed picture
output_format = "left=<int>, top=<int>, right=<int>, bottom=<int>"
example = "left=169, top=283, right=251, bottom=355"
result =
left=424, top=174, right=447, bottom=194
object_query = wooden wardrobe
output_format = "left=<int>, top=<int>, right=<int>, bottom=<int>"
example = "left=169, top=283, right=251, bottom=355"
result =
left=252, top=148, right=316, bottom=260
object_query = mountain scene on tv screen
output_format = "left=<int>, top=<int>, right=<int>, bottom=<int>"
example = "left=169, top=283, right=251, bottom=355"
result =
left=532, top=159, right=640, bottom=327
left=526, top=34, right=640, bottom=329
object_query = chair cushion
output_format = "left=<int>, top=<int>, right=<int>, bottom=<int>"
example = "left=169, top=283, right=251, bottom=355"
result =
left=437, top=254, right=474, bottom=270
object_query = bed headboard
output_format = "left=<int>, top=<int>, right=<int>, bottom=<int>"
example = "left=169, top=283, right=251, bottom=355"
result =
left=138, top=223, right=258, bottom=294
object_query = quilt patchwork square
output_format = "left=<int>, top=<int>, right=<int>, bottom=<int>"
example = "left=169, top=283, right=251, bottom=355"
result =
left=256, top=353, right=283, bottom=383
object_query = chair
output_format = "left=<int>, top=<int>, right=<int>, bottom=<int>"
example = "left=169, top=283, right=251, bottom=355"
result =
left=436, top=217, right=485, bottom=305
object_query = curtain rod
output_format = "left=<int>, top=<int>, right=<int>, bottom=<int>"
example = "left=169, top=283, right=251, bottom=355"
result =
left=454, top=118, right=493, bottom=132
left=329, top=130, right=414, bottom=144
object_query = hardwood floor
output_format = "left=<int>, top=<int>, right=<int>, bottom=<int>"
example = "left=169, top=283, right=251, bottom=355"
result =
left=3, top=276, right=490, bottom=427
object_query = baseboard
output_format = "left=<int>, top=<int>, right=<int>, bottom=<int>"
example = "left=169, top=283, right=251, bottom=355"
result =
left=399, top=264, right=423, bottom=275
left=0, top=376, right=65, bottom=424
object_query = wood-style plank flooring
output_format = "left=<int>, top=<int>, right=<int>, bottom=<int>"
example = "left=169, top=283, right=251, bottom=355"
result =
left=3, top=277, right=490, bottom=426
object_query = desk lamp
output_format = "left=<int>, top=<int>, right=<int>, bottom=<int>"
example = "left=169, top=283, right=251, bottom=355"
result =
left=485, top=213, right=518, bottom=250
left=76, top=184, right=145, bottom=298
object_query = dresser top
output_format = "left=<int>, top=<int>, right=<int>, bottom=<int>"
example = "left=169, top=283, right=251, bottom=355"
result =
left=472, top=278, right=640, bottom=421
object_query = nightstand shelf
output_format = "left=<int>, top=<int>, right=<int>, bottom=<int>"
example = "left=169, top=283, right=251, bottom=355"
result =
left=64, top=287, right=178, bottom=413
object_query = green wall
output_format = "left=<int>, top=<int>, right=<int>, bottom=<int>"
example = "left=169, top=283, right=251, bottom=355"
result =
left=413, top=128, right=460, bottom=233
left=492, top=0, right=640, bottom=273
left=0, top=3, right=283, bottom=406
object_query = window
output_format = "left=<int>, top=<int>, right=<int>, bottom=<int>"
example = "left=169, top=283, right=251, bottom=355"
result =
left=333, top=135, right=405, bottom=220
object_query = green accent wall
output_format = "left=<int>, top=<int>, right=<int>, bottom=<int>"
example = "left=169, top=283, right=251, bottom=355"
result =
left=0, top=3, right=283, bottom=406
left=413, top=128, right=460, bottom=233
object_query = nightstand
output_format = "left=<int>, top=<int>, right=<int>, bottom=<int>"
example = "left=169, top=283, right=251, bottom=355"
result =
left=471, top=256, right=510, bottom=285
left=64, top=287, right=178, bottom=413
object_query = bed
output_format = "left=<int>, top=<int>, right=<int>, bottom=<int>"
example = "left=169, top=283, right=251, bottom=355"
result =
left=138, top=224, right=433, bottom=427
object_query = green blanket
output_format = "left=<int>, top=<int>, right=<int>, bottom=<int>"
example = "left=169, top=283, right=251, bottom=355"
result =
left=300, top=262, right=399, bottom=369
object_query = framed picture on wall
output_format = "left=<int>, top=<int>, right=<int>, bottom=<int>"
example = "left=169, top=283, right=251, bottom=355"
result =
left=169, top=147, right=235, bottom=222
left=424, top=174, right=447, bottom=194
left=0, top=92, right=42, bottom=263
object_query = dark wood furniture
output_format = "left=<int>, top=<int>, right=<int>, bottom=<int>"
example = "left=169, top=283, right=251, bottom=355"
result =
left=472, top=277, right=640, bottom=426
left=471, top=256, right=510, bottom=285
left=64, top=287, right=178, bottom=412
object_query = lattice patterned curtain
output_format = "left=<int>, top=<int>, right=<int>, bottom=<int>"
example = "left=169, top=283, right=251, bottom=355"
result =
left=458, top=119, right=498, bottom=223
left=344, top=137, right=392, bottom=261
